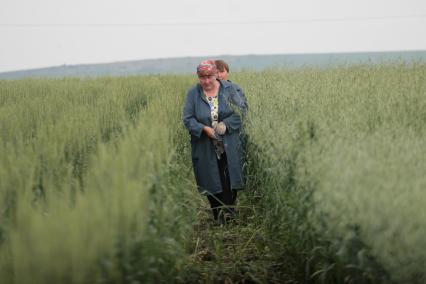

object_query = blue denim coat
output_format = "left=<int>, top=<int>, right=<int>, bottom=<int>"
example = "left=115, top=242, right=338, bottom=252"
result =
left=183, top=80, right=245, bottom=195
left=227, top=80, right=248, bottom=118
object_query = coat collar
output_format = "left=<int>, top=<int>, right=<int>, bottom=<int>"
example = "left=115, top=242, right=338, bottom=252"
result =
left=220, top=79, right=234, bottom=90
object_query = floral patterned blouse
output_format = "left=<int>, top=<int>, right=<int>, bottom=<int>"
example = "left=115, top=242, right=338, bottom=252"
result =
left=206, top=95, right=225, bottom=159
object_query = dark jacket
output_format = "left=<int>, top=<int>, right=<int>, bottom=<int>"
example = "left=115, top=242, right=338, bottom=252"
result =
left=183, top=80, right=245, bottom=195
left=226, top=80, right=248, bottom=118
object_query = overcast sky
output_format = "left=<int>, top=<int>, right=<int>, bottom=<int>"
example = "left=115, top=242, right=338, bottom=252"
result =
left=0, top=0, right=425, bottom=72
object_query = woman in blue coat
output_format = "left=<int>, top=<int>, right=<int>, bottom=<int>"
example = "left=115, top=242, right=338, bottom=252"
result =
left=183, top=60, right=245, bottom=224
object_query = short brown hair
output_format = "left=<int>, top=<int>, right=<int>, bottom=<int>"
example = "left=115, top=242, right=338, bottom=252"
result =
left=215, top=60, right=229, bottom=73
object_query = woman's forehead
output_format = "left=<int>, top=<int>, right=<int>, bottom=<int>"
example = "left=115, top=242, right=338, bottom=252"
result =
left=198, top=74, right=216, bottom=78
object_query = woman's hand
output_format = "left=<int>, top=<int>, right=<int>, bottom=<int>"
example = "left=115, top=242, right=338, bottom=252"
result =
left=214, top=122, right=227, bottom=135
left=203, top=126, right=217, bottom=139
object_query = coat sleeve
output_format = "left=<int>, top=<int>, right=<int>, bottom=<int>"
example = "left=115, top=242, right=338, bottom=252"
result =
left=183, top=89, right=204, bottom=138
left=221, top=83, right=248, bottom=134
left=221, top=94, right=242, bottom=134
left=222, top=112, right=242, bottom=134
left=227, top=83, right=248, bottom=117
left=236, top=85, right=248, bottom=115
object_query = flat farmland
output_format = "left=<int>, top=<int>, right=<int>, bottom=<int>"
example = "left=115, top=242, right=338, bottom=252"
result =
left=1, top=63, right=425, bottom=283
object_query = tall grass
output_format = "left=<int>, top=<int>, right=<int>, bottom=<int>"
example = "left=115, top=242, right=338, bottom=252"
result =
left=1, top=63, right=426, bottom=283
left=236, top=63, right=426, bottom=283
left=0, top=76, right=199, bottom=283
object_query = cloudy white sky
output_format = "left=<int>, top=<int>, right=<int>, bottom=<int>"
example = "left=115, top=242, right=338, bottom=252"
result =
left=0, top=0, right=425, bottom=72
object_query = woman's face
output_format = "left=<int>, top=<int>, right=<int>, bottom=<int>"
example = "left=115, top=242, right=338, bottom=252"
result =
left=217, top=69, right=229, bottom=81
left=198, top=74, right=217, bottom=91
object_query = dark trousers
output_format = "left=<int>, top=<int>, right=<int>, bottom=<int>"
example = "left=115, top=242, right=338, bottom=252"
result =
left=207, top=153, right=237, bottom=221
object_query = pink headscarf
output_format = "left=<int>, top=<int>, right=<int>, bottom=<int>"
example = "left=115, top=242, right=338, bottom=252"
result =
left=196, top=60, right=217, bottom=76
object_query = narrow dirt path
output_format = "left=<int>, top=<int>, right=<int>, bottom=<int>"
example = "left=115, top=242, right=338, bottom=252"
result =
left=183, top=195, right=301, bottom=283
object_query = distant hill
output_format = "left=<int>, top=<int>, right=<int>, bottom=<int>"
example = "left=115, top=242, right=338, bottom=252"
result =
left=1, top=50, right=425, bottom=80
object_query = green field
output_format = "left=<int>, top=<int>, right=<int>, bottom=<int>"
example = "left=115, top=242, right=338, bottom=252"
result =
left=1, top=63, right=425, bottom=283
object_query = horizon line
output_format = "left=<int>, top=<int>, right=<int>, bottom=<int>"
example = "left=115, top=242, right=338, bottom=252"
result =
left=1, top=49, right=426, bottom=74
